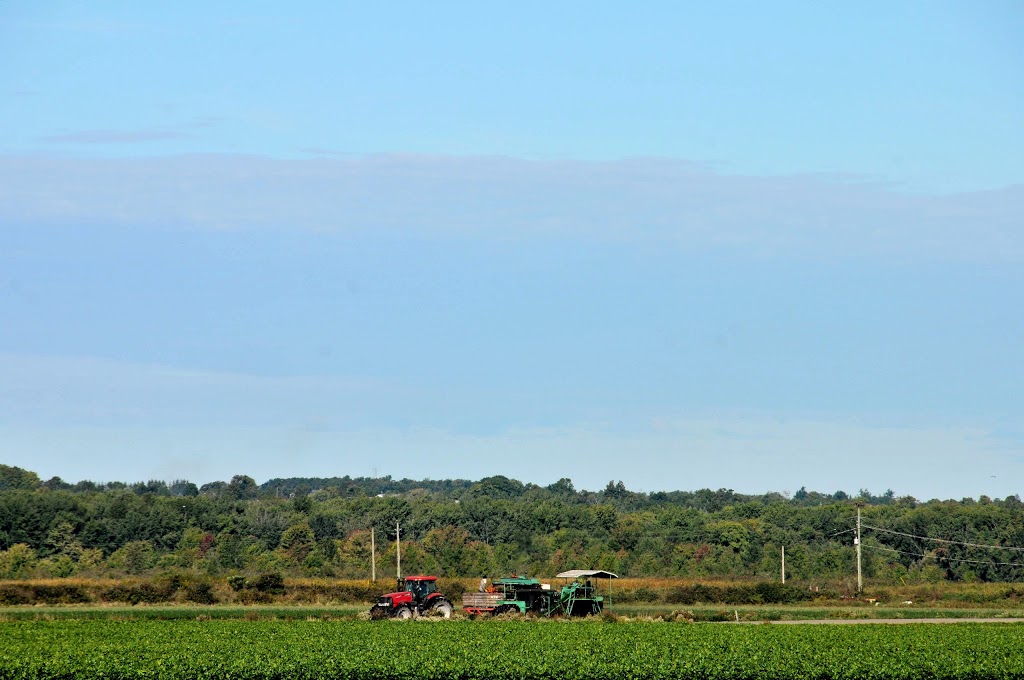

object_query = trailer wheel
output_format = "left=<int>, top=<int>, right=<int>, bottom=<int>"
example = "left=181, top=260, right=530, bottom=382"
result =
left=394, top=606, right=413, bottom=619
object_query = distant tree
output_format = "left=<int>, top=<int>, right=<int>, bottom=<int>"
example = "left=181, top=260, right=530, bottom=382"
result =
left=422, top=526, right=471, bottom=575
left=169, top=480, right=199, bottom=497
left=200, top=481, right=227, bottom=496
left=0, top=543, right=37, bottom=578
left=546, top=478, right=577, bottom=496
left=197, top=533, right=216, bottom=559
left=226, top=475, right=259, bottom=500
left=292, top=494, right=312, bottom=514
left=593, top=504, right=618, bottom=531
left=42, top=476, right=71, bottom=491
left=175, top=527, right=205, bottom=563
left=0, top=465, right=40, bottom=491
left=216, top=531, right=246, bottom=570
left=309, top=513, right=341, bottom=541
left=109, top=541, right=155, bottom=575
left=603, top=480, right=628, bottom=499
left=367, top=498, right=412, bottom=540
left=693, top=488, right=739, bottom=513
left=132, top=480, right=169, bottom=495
left=470, top=476, right=525, bottom=499
left=280, top=522, right=315, bottom=562
left=45, top=520, right=81, bottom=558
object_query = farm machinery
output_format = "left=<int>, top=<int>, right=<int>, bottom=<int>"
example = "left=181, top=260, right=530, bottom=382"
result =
left=462, top=570, right=617, bottom=617
left=370, top=575, right=454, bottom=619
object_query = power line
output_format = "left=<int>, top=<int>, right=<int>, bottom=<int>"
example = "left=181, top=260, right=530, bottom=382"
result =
left=862, top=544, right=1024, bottom=568
left=861, top=524, right=1024, bottom=552
left=830, top=528, right=856, bottom=538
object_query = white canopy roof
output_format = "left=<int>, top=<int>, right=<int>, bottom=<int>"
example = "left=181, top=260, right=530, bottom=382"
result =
left=555, top=569, right=619, bottom=579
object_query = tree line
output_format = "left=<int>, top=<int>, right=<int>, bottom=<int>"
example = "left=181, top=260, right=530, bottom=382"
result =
left=1, top=464, right=1022, bottom=583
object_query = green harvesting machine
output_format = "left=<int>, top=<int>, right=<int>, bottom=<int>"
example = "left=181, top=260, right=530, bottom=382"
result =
left=462, top=570, right=617, bottom=617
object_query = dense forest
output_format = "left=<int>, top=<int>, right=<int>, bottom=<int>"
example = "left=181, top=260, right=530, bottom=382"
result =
left=2, top=464, right=1023, bottom=584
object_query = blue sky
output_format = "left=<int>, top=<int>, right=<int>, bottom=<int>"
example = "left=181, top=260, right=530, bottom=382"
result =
left=1, top=2, right=1022, bottom=498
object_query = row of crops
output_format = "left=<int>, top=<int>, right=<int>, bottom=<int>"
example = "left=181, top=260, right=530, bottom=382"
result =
left=1, top=619, right=1023, bottom=679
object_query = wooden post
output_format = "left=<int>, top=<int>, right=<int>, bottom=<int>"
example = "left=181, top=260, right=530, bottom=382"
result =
left=396, top=522, right=401, bottom=579
left=371, top=527, right=376, bottom=582
left=781, top=546, right=785, bottom=584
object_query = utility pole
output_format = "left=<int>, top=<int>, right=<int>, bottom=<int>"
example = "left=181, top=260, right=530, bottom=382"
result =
left=855, top=504, right=863, bottom=593
left=371, top=527, right=376, bottom=582
left=781, top=546, right=785, bottom=584
left=396, top=521, right=402, bottom=580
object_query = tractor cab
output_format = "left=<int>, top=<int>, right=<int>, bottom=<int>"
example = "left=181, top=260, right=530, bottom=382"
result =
left=404, top=576, right=438, bottom=605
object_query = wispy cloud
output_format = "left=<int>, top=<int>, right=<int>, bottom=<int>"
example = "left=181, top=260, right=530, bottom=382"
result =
left=186, top=117, right=223, bottom=130
left=0, top=153, right=1020, bottom=261
left=27, top=18, right=155, bottom=36
left=38, top=118, right=221, bottom=145
left=39, top=129, right=189, bottom=144
left=299, top=147, right=360, bottom=157
left=0, top=352, right=397, bottom=429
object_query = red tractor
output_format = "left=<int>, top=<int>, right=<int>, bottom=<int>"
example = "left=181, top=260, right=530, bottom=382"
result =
left=370, top=575, right=453, bottom=619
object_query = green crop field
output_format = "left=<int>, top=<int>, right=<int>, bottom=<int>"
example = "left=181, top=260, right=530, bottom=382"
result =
left=1, top=619, right=1024, bottom=679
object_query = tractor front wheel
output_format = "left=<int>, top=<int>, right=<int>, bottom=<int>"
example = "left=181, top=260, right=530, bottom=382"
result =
left=394, top=606, right=413, bottom=619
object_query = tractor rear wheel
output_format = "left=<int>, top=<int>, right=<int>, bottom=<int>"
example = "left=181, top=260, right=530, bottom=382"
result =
left=430, top=600, right=453, bottom=618
left=394, top=606, right=413, bottom=619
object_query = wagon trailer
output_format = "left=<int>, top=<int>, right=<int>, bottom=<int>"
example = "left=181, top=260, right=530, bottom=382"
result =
left=462, top=576, right=558, bottom=616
